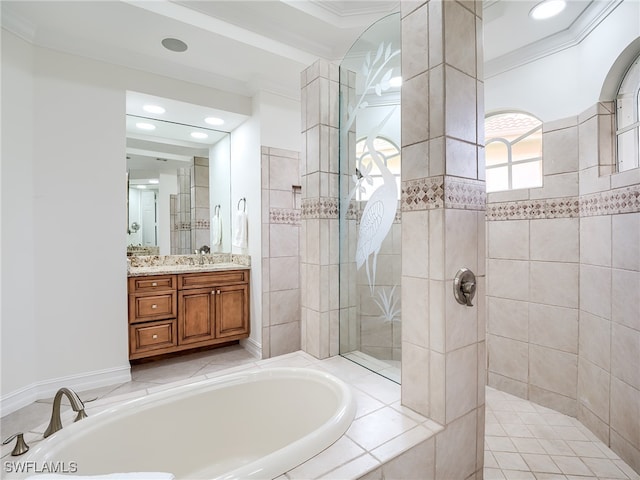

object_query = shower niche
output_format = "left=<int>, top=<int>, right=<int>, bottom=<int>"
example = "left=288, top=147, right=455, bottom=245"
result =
left=338, top=13, right=402, bottom=383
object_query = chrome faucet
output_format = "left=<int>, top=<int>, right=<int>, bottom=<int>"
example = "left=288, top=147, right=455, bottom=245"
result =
left=43, top=388, right=88, bottom=438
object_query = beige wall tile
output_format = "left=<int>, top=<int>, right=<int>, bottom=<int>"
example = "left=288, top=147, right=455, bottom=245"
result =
left=542, top=125, right=579, bottom=175
left=610, top=377, right=640, bottom=450
left=445, top=129, right=478, bottom=179
left=529, top=303, right=578, bottom=354
left=612, top=212, right=640, bottom=271
left=445, top=287, right=478, bottom=351
left=446, top=344, right=479, bottom=423
left=578, top=116, right=598, bottom=171
left=383, top=437, right=435, bottom=480
left=488, top=220, right=529, bottom=260
left=577, top=402, right=610, bottom=445
left=443, top=0, right=476, bottom=77
left=271, top=256, right=300, bottom=291
left=270, top=289, right=300, bottom=326
left=445, top=208, right=479, bottom=279
left=488, top=297, right=528, bottom=342
left=579, top=165, right=611, bottom=196
left=402, top=276, right=429, bottom=348
left=445, top=66, right=477, bottom=146
left=435, top=409, right=477, bottom=479
left=488, top=334, right=528, bottom=382
left=530, top=261, right=579, bottom=308
left=610, top=430, right=640, bottom=475
left=528, top=385, right=577, bottom=417
left=401, top=342, right=430, bottom=417
left=430, top=65, right=445, bottom=139
left=612, top=269, right=640, bottom=331
left=530, top=218, right=579, bottom=263
left=611, top=322, right=640, bottom=390
left=529, top=345, right=577, bottom=399
left=401, top=4, right=428, bottom=81
left=402, top=210, right=429, bottom=278
left=269, top=224, right=299, bottom=258
left=580, top=265, right=612, bottom=320
left=487, top=259, right=529, bottom=301
left=270, top=321, right=300, bottom=357
left=488, top=372, right=528, bottom=399
left=430, top=350, right=446, bottom=424
left=578, top=358, right=610, bottom=423
left=402, top=72, right=429, bottom=146
left=579, top=311, right=611, bottom=371
left=429, top=209, right=445, bottom=280
left=401, top=141, right=429, bottom=181
left=529, top=172, right=579, bottom=199
left=428, top=0, right=443, bottom=67
left=580, top=215, right=612, bottom=267
left=487, top=189, right=529, bottom=203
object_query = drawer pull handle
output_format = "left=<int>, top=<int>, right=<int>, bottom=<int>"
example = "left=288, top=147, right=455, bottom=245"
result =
left=152, top=334, right=158, bottom=339
left=211, top=290, right=216, bottom=295
left=217, top=290, right=221, bottom=295
left=151, top=282, right=158, bottom=287
left=151, top=304, right=158, bottom=309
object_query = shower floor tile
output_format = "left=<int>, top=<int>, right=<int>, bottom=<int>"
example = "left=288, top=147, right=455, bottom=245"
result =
left=484, top=387, right=640, bottom=480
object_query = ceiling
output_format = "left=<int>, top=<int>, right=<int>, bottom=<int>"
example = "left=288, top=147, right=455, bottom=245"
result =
left=1, top=0, right=620, bottom=177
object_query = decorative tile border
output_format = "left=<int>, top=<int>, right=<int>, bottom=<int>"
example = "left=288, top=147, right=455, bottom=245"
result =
left=486, top=197, right=580, bottom=221
left=270, top=208, right=301, bottom=225
left=444, top=177, right=486, bottom=211
left=171, top=221, right=210, bottom=230
left=301, top=197, right=339, bottom=219
left=401, top=176, right=486, bottom=211
left=487, top=184, right=640, bottom=221
left=579, top=185, right=640, bottom=217
left=401, top=176, right=444, bottom=211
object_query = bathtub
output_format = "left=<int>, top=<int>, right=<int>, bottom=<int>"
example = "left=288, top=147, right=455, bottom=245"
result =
left=19, top=368, right=356, bottom=479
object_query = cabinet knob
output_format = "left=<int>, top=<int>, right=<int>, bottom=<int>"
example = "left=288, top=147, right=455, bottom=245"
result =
left=152, top=334, right=158, bottom=339
left=217, top=290, right=221, bottom=295
left=151, top=282, right=158, bottom=287
left=211, top=290, right=216, bottom=295
left=151, top=304, right=158, bottom=309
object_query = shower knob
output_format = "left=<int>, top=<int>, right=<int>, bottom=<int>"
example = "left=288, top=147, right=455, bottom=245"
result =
left=453, top=268, right=476, bottom=307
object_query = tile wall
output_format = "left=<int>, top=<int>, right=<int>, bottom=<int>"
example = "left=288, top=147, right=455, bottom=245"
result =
left=190, top=156, right=211, bottom=251
left=486, top=102, right=640, bottom=473
left=261, top=146, right=303, bottom=358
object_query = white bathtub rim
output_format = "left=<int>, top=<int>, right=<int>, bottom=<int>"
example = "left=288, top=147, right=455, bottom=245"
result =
left=21, top=367, right=356, bottom=480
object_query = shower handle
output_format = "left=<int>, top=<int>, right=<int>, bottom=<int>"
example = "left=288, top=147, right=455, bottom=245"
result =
left=453, top=268, right=476, bottom=307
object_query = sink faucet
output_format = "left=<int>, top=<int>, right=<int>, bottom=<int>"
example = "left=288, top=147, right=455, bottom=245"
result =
left=43, top=388, right=88, bottom=438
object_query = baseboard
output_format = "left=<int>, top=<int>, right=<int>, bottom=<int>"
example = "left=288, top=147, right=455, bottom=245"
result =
left=241, top=337, right=262, bottom=359
left=1, top=365, right=131, bottom=417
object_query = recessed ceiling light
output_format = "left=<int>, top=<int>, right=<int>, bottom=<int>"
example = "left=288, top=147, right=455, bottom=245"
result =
left=136, top=122, right=156, bottom=131
left=143, top=104, right=165, bottom=114
left=162, top=38, right=188, bottom=53
left=389, top=76, right=402, bottom=88
left=148, top=179, right=159, bottom=184
left=205, top=117, right=225, bottom=126
left=136, top=185, right=147, bottom=189
left=191, top=132, right=208, bottom=139
left=530, top=0, right=566, bottom=20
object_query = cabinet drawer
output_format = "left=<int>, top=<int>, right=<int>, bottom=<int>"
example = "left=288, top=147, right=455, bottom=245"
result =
left=128, top=293, right=177, bottom=323
left=129, top=320, right=177, bottom=356
left=128, top=275, right=177, bottom=293
left=178, top=270, right=248, bottom=289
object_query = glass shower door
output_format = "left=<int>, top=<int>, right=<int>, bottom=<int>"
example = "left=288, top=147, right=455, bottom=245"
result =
left=338, top=13, right=402, bottom=383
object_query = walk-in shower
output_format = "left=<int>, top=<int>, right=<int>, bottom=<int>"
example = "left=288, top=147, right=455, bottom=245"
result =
left=338, top=13, right=402, bottom=383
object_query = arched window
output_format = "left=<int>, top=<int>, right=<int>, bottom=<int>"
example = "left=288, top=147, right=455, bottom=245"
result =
left=485, top=112, right=543, bottom=193
left=616, top=53, right=640, bottom=172
left=354, top=136, right=401, bottom=201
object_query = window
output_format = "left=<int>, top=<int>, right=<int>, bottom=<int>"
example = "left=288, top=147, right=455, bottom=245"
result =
left=616, top=53, right=640, bottom=172
left=485, top=112, right=543, bottom=193
left=354, top=136, right=401, bottom=201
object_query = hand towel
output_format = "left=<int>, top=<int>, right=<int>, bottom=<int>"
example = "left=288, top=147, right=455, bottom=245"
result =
left=211, top=213, right=223, bottom=247
left=26, top=473, right=174, bottom=479
left=232, top=210, right=248, bottom=249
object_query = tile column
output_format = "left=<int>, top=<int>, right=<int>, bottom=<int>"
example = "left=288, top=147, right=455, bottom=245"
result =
left=400, top=1, right=486, bottom=479
left=300, top=59, right=340, bottom=359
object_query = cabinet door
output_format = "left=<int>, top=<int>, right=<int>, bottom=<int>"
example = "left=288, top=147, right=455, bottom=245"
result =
left=215, top=284, right=249, bottom=338
left=178, top=288, right=216, bottom=345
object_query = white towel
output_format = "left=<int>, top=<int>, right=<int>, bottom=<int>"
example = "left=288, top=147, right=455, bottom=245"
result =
left=26, top=473, right=174, bottom=480
left=211, top=213, right=223, bottom=247
left=232, top=210, right=248, bottom=249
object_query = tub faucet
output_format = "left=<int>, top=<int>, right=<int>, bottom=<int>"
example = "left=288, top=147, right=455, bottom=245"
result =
left=43, top=388, right=88, bottom=438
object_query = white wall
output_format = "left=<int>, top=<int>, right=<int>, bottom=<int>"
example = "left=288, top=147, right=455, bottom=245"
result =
left=257, top=91, right=302, bottom=152
left=1, top=30, right=255, bottom=414
left=1, top=30, right=37, bottom=405
left=485, top=0, right=640, bottom=121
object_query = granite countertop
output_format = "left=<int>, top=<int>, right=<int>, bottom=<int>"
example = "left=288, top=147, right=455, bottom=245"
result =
left=127, top=254, right=250, bottom=277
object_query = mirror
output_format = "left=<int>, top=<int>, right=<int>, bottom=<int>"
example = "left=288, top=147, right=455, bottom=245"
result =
left=125, top=91, right=249, bottom=256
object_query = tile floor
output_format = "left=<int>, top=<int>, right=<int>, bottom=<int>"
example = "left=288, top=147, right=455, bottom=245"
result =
left=1, top=346, right=638, bottom=480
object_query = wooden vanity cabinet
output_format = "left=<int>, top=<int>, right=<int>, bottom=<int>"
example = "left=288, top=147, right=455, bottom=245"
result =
left=128, top=269, right=249, bottom=360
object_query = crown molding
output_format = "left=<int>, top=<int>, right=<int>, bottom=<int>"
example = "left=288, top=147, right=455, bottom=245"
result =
left=1, top=8, right=37, bottom=43
left=484, top=0, right=622, bottom=79
left=281, top=0, right=399, bottom=29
